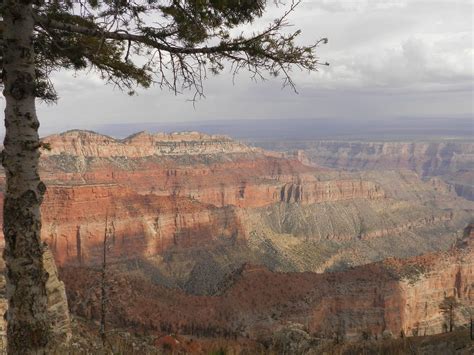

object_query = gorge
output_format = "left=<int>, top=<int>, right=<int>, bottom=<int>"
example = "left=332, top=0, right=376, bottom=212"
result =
left=0, top=130, right=472, bottom=353
left=255, top=139, right=474, bottom=201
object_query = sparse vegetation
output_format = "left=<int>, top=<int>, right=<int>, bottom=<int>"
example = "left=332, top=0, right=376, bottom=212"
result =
left=439, top=296, right=461, bottom=333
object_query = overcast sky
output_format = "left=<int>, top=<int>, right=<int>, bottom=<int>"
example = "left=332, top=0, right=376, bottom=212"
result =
left=4, top=0, right=474, bottom=135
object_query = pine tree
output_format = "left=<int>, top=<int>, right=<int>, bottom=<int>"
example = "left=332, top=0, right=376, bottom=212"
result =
left=0, top=1, right=327, bottom=352
left=439, top=296, right=460, bottom=333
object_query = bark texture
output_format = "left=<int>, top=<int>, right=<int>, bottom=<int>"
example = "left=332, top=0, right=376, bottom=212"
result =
left=2, top=0, right=50, bottom=353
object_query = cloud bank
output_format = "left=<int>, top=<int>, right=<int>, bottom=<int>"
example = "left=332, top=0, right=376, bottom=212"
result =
left=1, top=0, right=472, bottom=136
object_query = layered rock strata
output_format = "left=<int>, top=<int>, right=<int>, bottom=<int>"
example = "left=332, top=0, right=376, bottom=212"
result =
left=258, top=140, right=474, bottom=177
left=0, top=130, right=470, bottom=295
left=256, top=140, right=474, bottom=201
left=42, top=130, right=258, bottom=157
left=0, top=131, right=393, bottom=266
left=62, top=226, right=474, bottom=343
left=0, top=184, right=242, bottom=265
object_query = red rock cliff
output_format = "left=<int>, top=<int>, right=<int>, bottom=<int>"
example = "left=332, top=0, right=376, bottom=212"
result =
left=62, top=233, right=474, bottom=342
left=0, top=184, right=242, bottom=265
left=0, top=130, right=387, bottom=265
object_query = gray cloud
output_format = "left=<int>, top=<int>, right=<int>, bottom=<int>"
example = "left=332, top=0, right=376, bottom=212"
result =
left=1, top=0, right=472, bottom=137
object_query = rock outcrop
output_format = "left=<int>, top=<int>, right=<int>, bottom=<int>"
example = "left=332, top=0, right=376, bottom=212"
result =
left=0, top=184, right=243, bottom=265
left=42, top=130, right=258, bottom=158
left=0, top=129, right=468, bottom=350
left=37, top=131, right=385, bottom=208
left=62, top=229, right=474, bottom=345
left=0, top=131, right=469, bottom=294
left=279, top=180, right=384, bottom=204
left=0, top=130, right=398, bottom=267
left=43, top=246, right=72, bottom=344
left=261, top=140, right=474, bottom=176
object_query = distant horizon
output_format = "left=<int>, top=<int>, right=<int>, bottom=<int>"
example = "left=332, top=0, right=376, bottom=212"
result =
left=7, top=115, right=470, bottom=142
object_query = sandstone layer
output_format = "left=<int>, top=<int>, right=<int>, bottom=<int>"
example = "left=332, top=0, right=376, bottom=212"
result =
left=0, top=131, right=393, bottom=266
left=255, top=140, right=474, bottom=201
left=62, top=225, right=474, bottom=346
left=0, top=131, right=471, bottom=289
left=42, top=130, right=258, bottom=158
left=0, top=130, right=471, bottom=352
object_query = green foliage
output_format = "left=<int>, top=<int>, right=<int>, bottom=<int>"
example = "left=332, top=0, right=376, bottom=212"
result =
left=160, top=0, right=265, bottom=44
left=439, top=296, right=460, bottom=332
left=39, top=142, right=52, bottom=151
left=2, top=0, right=327, bottom=100
left=33, top=10, right=153, bottom=97
left=209, top=347, right=227, bottom=355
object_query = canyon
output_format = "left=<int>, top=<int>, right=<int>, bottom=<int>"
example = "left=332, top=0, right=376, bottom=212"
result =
left=0, top=130, right=472, bottom=352
left=0, top=130, right=471, bottom=279
left=0, top=131, right=468, bottom=283
left=255, top=140, right=474, bottom=201
left=61, top=224, right=474, bottom=352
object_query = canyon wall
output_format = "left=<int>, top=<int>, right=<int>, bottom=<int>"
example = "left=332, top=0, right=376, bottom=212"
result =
left=0, top=178, right=387, bottom=267
left=42, top=130, right=258, bottom=157
left=307, top=234, right=474, bottom=340
left=0, top=129, right=467, bottom=349
left=256, top=140, right=474, bottom=201
left=0, top=131, right=469, bottom=294
left=0, top=131, right=396, bottom=267
left=279, top=180, right=384, bottom=204
left=39, top=132, right=387, bottom=209
left=0, top=130, right=469, bottom=299
left=261, top=141, right=474, bottom=176
left=62, top=226, right=474, bottom=344
left=0, top=184, right=243, bottom=265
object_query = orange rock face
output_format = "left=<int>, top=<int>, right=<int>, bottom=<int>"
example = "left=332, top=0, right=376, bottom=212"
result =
left=0, top=184, right=242, bottom=265
left=1, top=130, right=470, bottom=348
left=0, top=130, right=387, bottom=265
left=42, top=130, right=258, bottom=158
left=62, top=234, right=474, bottom=344
left=38, top=130, right=384, bottom=208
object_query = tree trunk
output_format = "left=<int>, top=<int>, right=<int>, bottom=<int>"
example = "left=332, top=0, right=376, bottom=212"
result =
left=470, top=316, right=473, bottom=340
left=99, top=216, right=108, bottom=347
left=2, top=0, right=50, bottom=353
